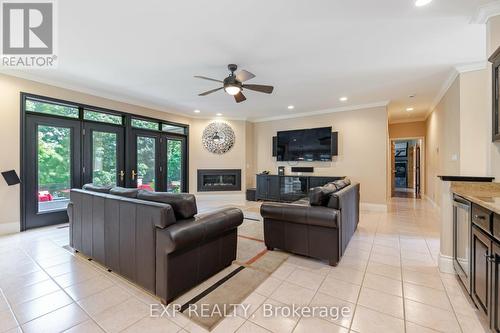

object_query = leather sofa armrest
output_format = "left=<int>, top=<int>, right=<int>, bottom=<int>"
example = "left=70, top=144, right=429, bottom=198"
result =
left=328, top=182, right=360, bottom=210
left=260, top=203, right=338, bottom=228
left=157, top=207, right=243, bottom=253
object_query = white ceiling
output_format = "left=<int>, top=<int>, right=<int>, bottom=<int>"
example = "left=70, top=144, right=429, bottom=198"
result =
left=2, top=0, right=493, bottom=122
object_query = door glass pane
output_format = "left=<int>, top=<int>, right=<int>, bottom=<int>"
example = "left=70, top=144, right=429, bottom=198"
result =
left=137, top=136, right=155, bottom=191
left=167, top=140, right=183, bottom=193
left=92, top=131, right=117, bottom=186
left=38, top=125, right=71, bottom=212
left=27, top=98, right=79, bottom=118
left=84, top=110, right=122, bottom=125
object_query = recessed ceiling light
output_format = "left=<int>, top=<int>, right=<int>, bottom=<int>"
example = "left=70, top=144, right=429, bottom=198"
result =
left=194, top=109, right=200, bottom=113
left=216, top=113, right=222, bottom=116
left=287, top=105, right=295, bottom=110
left=406, top=107, right=414, bottom=112
left=339, top=97, right=348, bottom=102
left=415, top=0, right=432, bottom=7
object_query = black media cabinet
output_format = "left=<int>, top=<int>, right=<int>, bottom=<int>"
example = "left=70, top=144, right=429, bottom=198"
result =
left=256, top=174, right=345, bottom=202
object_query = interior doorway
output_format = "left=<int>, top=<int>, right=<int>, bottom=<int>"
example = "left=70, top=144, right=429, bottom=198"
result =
left=390, top=138, right=423, bottom=199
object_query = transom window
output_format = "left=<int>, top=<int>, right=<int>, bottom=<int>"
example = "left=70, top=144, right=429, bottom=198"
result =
left=131, top=118, right=159, bottom=130
left=84, top=109, right=122, bottom=125
left=25, top=98, right=79, bottom=118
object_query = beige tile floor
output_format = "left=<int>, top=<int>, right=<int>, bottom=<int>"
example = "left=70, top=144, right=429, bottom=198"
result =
left=0, top=197, right=490, bottom=333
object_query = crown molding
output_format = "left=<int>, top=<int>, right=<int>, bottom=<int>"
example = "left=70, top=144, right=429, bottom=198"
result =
left=0, top=70, right=212, bottom=120
left=471, top=1, right=500, bottom=24
left=427, top=68, right=458, bottom=117
left=454, top=61, right=487, bottom=73
left=427, top=61, right=488, bottom=118
left=250, top=101, right=390, bottom=123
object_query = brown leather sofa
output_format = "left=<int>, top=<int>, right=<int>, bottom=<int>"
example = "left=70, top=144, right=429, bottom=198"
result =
left=68, top=185, right=243, bottom=304
left=261, top=179, right=359, bottom=266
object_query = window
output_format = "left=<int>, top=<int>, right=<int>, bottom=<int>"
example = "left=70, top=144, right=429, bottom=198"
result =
left=162, top=124, right=186, bottom=134
left=84, top=110, right=122, bottom=125
left=131, top=118, right=159, bottom=130
left=26, top=98, right=79, bottom=118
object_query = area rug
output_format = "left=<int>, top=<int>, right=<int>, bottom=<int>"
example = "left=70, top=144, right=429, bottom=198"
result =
left=171, top=217, right=289, bottom=331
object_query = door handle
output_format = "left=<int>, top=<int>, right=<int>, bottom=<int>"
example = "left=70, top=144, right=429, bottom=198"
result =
left=131, top=170, right=137, bottom=181
left=474, top=215, right=486, bottom=220
left=119, top=170, right=125, bottom=182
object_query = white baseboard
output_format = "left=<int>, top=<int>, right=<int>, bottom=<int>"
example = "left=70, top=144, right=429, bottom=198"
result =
left=423, top=194, right=439, bottom=210
left=438, top=253, right=455, bottom=274
left=360, top=202, right=388, bottom=212
left=0, top=222, right=20, bottom=236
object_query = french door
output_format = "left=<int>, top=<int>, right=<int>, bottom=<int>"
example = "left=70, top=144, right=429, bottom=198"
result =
left=83, top=123, right=125, bottom=187
left=128, top=130, right=187, bottom=192
left=24, top=115, right=81, bottom=229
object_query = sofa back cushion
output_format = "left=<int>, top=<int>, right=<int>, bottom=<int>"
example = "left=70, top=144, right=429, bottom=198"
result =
left=332, top=178, right=351, bottom=190
left=109, top=187, right=139, bottom=198
left=83, top=183, right=112, bottom=194
left=137, top=191, right=198, bottom=219
left=309, top=183, right=338, bottom=206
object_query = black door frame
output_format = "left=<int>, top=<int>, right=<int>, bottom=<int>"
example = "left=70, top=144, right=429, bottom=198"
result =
left=127, top=129, right=188, bottom=192
left=163, top=134, right=188, bottom=193
left=22, top=114, right=82, bottom=230
left=83, top=122, right=125, bottom=187
left=20, top=92, right=190, bottom=231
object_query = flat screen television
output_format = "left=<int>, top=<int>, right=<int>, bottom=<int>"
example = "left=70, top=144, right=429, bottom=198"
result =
left=277, top=127, right=332, bottom=161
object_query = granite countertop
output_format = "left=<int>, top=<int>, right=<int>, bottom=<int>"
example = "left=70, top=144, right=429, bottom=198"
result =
left=451, top=182, right=500, bottom=215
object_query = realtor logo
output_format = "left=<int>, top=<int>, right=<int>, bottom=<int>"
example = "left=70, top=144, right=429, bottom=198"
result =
left=1, top=0, right=57, bottom=67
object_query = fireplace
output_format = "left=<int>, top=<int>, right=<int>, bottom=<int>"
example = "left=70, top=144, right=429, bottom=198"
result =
left=197, top=169, right=241, bottom=192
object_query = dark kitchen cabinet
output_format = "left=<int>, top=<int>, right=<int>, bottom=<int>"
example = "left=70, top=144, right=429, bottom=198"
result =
left=492, top=242, right=500, bottom=332
left=472, top=225, right=492, bottom=316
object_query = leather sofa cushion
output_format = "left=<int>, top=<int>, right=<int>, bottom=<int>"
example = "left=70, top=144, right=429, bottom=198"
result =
left=82, top=183, right=112, bottom=193
left=309, top=183, right=338, bottom=206
left=261, top=203, right=338, bottom=228
left=109, top=187, right=139, bottom=198
left=332, top=178, right=351, bottom=190
left=162, top=208, right=243, bottom=252
left=137, top=191, right=198, bottom=219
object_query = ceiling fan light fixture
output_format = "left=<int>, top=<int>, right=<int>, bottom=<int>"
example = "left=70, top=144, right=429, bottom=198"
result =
left=224, top=85, right=241, bottom=96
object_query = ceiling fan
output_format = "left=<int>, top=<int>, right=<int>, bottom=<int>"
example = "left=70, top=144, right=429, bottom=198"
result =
left=194, top=64, right=274, bottom=103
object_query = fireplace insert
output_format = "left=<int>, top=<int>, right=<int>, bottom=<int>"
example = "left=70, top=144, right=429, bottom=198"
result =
left=197, top=169, right=241, bottom=192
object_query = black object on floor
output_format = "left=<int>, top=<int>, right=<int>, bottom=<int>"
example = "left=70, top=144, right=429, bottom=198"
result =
left=246, top=188, right=256, bottom=201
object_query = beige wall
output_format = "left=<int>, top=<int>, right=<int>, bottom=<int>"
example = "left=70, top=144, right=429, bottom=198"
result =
left=253, top=107, right=388, bottom=206
left=459, top=69, right=489, bottom=176
left=188, top=118, right=248, bottom=195
left=489, top=16, right=500, bottom=180
left=389, top=121, right=426, bottom=139
left=425, top=76, right=460, bottom=207
left=0, top=74, right=193, bottom=234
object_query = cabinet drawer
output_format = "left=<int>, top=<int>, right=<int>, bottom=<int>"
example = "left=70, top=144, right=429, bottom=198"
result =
left=472, top=204, right=493, bottom=234
left=493, top=214, right=500, bottom=243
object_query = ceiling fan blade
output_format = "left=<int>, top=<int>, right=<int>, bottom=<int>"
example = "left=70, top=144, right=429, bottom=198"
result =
left=234, top=92, right=246, bottom=103
left=199, top=87, right=223, bottom=96
left=235, top=70, right=255, bottom=82
left=194, top=75, right=223, bottom=83
left=242, top=84, right=274, bottom=94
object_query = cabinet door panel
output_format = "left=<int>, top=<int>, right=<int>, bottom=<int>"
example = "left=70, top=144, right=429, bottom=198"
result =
left=268, top=176, right=281, bottom=200
left=256, top=176, right=269, bottom=199
left=492, top=242, right=500, bottom=332
left=472, top=225, right=491, bottom=315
